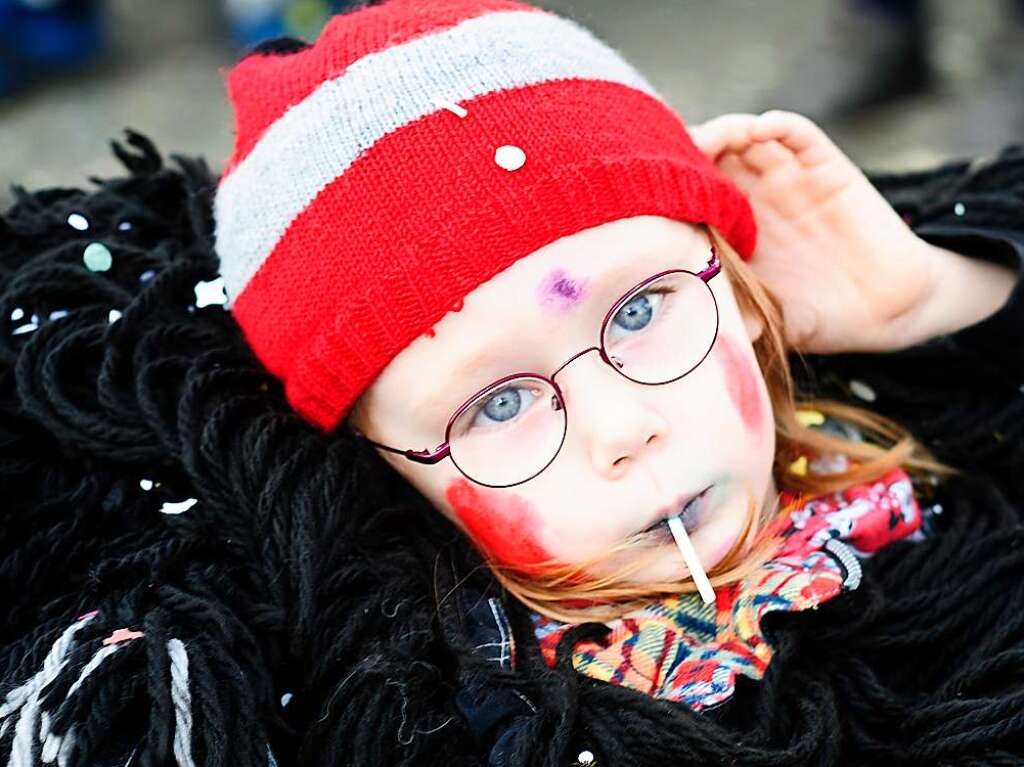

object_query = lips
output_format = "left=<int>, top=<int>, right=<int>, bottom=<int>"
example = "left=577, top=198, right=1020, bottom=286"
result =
left=637, top=484, right=713, bottom=536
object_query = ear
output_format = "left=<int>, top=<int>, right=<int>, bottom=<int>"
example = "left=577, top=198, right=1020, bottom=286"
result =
left=739, top=302, right=766, bottom=344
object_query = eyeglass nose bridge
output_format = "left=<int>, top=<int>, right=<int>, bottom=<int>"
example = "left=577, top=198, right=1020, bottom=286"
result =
left=547, top=344, right=627, bottom=412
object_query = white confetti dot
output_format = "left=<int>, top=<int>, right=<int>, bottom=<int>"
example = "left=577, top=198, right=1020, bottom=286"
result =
left=280, top=693, right=293, bottom=707
left=194, top=277, right=228, bottom=308
left=67, top=213, right=89, bottom=231
left=10, top=307, right=24, bottom=321
left=848, top=379, right=876, bottom=402
left=139, top=269, right=156, bottom=283
left=11, top=323, right=38, bottom=336
left=108, top=309, right=122, bottom=324
left=49, top=309, right=70, bottom=320
left=118, top=220, right=133, bottom=232
left=139, top=478, right=155, bottom=491
left=494, top=144, right=526, bottom=171
left=577, top=751, right=595, bottom=766
left=953, top=202, right=966, bottom=216
left=83, top=242, right=113, bottom=272
left=160, top=498, right=198, bottom=515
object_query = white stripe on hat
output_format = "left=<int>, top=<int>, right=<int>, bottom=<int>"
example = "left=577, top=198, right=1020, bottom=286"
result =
left=213, top=8, right=661, bottom=305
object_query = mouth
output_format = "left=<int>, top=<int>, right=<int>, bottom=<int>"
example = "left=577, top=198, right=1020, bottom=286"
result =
left=636, top=485, right=714, bottom=539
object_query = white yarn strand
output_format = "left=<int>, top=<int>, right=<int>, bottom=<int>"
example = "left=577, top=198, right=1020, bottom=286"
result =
left=167, top=639, right=197, bottom=767
left=2, top=613, right=97, bottom=767
left=39, top=643, right=122, bottom=765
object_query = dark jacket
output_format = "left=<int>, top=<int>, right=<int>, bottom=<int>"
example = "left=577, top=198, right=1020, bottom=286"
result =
left=2, top=142, right=1023, bottom=767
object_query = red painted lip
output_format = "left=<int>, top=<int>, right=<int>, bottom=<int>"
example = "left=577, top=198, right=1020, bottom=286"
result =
left=637, top=484, right=713, bottom=536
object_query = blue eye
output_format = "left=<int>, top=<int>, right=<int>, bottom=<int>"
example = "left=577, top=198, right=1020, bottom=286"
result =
left=470, top=385, right=540, bottom=428
left=609, top=288, right=670, bottom=339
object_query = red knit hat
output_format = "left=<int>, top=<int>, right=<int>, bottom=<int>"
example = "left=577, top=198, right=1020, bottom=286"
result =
left=213, top=0, right=757, bottom=432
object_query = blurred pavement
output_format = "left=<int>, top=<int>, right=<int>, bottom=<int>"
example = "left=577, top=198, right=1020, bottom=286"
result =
left=0, top=0, right=1020, bottom=208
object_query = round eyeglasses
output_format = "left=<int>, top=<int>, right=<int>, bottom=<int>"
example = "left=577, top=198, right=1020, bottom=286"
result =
left=352, top=223, right=722, bottom=488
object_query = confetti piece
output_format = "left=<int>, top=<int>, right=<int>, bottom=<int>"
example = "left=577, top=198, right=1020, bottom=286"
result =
left=76, top=610, right=99, bottom=621
left=83, top=242, right=113, bottom=272
left=102, top=628, right=145, bottom=646
left=795, top=409, right=825, bottom=427
left=495, top=145, right=526, bottom=171
left=160, top=498, right=198, bottom=515
left=194, top=277, right=228, bottom=308
left=789, top=455, right=808, bottom=476
left=67, top=213, right=89, bottom=231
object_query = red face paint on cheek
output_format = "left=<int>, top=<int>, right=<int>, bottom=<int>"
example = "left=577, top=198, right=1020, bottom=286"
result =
left=445, top=478, right=556, bottom=571
left=715, top=333, right=764, bottom=434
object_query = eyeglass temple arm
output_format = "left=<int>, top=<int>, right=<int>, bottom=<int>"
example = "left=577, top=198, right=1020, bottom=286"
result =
left=697, top=229, right=721, bottom=282
left=350, top=427, right=451, bottom=465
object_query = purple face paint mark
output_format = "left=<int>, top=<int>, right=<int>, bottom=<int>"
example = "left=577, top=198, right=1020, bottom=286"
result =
left=537, top=268, right=588, bottom=314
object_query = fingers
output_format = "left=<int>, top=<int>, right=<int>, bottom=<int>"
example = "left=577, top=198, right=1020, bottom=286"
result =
left=687, top=113, right=759, bottom=160
left=689, top=110, right=832, bottom=171
left=716, top=152, right=761, bottom=196
left=748, top=110, right=838, bottom=167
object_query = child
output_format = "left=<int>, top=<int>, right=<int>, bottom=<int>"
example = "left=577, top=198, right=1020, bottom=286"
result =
left=1, top=1, right=1022, bottom=765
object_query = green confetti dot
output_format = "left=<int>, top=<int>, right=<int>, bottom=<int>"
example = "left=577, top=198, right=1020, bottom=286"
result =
left=83, top=242, right=112, bottom=272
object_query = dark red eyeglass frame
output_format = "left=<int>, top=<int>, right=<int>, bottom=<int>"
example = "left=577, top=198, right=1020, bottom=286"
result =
left=350, top=223, right=722, bottom=486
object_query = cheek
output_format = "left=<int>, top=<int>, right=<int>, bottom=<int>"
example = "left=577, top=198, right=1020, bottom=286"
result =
left=714, top=332, right=765, bottom=434
left=444, top=478, right=556, bottom=570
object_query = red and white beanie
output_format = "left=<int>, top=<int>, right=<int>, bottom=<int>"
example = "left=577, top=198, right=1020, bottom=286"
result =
left=213, top=0, right=757, bottom=433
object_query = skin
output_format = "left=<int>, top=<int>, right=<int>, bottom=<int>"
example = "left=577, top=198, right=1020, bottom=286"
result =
left=537, top=268, right=588, bottom=315
left=688, top=110, right=1017, bottom=354
left=349, top=215, right=777, bottom=586
left=714, top=333, right=765, bottom=435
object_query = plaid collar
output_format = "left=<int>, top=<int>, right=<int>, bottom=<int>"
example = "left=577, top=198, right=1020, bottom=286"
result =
left=526, top=464, right=930, bottom=711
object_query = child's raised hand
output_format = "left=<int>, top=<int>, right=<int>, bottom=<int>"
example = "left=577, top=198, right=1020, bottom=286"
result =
left=688, top=111, right=938, bottom=354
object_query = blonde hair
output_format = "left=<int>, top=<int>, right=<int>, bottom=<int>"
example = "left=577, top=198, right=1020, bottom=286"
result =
left=486, top=225, right=960, bottom=623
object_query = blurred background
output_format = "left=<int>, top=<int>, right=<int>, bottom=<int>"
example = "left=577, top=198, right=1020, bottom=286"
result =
left=1, top=0, right=1022, bottom=210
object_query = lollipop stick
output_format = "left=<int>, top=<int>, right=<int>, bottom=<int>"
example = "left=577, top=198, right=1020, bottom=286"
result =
left=667, top=515, right=717, bottom=604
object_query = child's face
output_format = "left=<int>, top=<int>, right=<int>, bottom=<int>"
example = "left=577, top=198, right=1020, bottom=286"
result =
left=350, top=216, right=776, bottom=584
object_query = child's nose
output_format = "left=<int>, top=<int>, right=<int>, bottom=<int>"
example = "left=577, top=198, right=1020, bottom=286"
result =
left=554, top=351, right=669, bottom=479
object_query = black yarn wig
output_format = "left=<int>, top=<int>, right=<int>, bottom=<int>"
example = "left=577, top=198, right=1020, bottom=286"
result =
left=0, top=127, right=502, bottom=766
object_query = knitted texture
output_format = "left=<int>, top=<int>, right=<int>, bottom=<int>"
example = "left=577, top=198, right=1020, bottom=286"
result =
left=212, top=0, right=758, bottom=431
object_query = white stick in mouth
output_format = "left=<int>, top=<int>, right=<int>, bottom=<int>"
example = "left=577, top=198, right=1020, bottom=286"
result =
left=667, top=515, right=717, bottom=604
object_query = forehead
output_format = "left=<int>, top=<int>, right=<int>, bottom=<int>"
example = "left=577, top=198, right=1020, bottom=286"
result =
left=496, top=215, right=707, bottom=287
